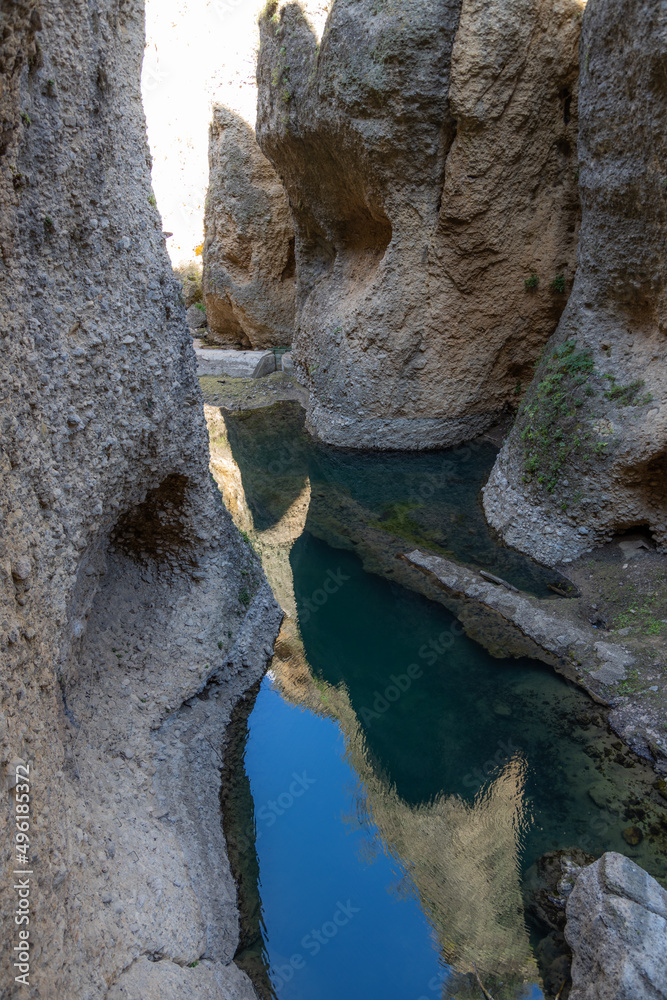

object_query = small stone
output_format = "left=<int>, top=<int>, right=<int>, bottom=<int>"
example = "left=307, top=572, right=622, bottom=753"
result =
left=493, top=701, right=512, bottom=716
left=12, top=557, right=31, bottom=581
left=621, top=825, right=643, bottom=846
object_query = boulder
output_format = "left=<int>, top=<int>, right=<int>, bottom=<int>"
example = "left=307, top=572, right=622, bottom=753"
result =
left=196, top=349, right=277, bottom=379
left=203, top=105, right=295, bottom=349
left=186, top=303, right=208, bottom=329
left=565, top=853, right=667, bottom=1000
left=256, top=0, right=581, bottom=448
left=483, top=0, right=667, bottom=565
left=174, top=261, right=203, bottom=308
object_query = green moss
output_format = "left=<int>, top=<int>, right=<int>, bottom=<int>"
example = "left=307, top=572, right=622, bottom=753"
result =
left=550, top=273, right=566, bottom=293
left=524, top=273, right=539, bottom=291
left=519, top=339, right=597, bottom=491
left=614, top=593, right=665, bottom=636
left=259, top=0, right=278, bottom=20
left=603, top=376, right=652, bottom=406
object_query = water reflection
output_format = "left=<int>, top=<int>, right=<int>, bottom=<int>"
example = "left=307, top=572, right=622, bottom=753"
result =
left=206, top=401, right=667, bottom=1000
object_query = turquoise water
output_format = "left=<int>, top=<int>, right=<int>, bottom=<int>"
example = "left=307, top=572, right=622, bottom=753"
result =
left=216, top=402, right=667, bottom=1000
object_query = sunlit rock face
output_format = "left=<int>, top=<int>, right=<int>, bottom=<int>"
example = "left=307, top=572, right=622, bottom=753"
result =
left=203, top=106, right=295, bottom=349
left=0, top=3, right=280, bottom=997
left=256, top=0, right=581, bottom=449
left=484, top=0, right=667, bottom=566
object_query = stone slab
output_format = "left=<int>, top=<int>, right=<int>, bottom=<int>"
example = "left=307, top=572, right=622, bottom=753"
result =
left=195, top=349, right=276, bottom=379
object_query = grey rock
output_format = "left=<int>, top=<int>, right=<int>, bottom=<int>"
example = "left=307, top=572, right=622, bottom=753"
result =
left=590, top=642, right=634, bottom=684
left=0, top=2, right=281, bottom=997
left=403, top=548, right=636, bottom=703
left=186, top=304, right=208, bottom=330
left=108, top=956, right=259, bottom=1000
left=484, top=0, right=667, bottom=563
left=196, top=349, right=276, bottom=379
left=566, top=853, right=667, bottom=1000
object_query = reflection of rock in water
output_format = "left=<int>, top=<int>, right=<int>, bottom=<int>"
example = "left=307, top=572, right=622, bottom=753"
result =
left=206, top=400, right=667, bottom=998
left=206, top=402, right=310, bottom=616
left=205, top=402, right=539, bottom=995
left=271, top=639, right=540, bottom=998
left=220, top=681, right=277, bottom=1000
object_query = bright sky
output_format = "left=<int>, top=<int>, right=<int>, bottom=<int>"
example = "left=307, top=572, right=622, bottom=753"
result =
left=142, top=0, right=263, bottom=266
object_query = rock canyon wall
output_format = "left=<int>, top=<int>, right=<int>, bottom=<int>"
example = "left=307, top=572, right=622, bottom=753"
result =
left=0, top=2, right=280, bottom=997
left=203, top=105, right=295, bottom=349
left=484, top=0, right=667, bottom=565
left=256, top=0, right=582, bottom=448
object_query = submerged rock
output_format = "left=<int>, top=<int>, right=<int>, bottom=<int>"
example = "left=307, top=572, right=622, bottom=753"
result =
left=256, top=0, right=581, bottom=448
left=566, top=852, right=667, bottom=1000
left=622, top=825, right=644, bottom=847
left=484, top=0, right=667, bottom=565
left=203, top=105, right=295, bottom=349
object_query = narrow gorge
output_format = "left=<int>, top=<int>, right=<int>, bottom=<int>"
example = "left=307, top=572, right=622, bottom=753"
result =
left=1, top=0, right=666, bottom=999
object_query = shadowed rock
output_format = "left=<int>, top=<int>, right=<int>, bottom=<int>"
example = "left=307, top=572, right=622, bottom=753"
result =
left=484, top=0, right=667, bottom=564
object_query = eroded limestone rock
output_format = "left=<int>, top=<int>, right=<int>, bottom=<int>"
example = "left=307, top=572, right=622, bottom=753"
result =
left=484, top=0, right=667, bottom=564
left=566, top=852, right=667, bottom=1000
left=256, top=0, right=581, bottom=448
left=203, top=105, right=295, bottom=349
left=0, top=3, right=280, bottom=998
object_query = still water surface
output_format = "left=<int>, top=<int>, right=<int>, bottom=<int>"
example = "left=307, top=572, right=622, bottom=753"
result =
left=211, top=402, right=667, bottom=1000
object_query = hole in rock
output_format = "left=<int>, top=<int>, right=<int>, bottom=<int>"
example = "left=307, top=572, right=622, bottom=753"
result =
left=111, top=473, right=198, bottom=568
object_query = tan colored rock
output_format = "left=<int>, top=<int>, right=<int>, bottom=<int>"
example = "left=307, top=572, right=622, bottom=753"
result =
left=483, top=0, right=667, bottom=566
left=256, top=0, right=581, bottom=448
left=203, top=105, right=295, bottom=349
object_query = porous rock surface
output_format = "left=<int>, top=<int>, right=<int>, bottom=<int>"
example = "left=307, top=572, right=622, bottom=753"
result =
left=565, top=852, right=667, bottom=1000
left=484, top=0, right=667, bottom=565
left=256, top=0, right=581, bottom=449
left=0, top=3, right=280, bottom=998
left=203, top=105, right=295, bottom=349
